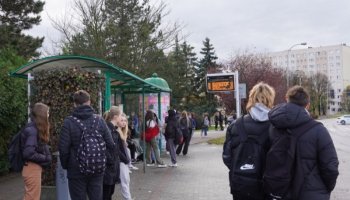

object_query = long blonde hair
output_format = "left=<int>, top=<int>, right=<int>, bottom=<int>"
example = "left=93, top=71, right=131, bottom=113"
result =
left=31, top=103, right=50, bottom=143
left=118, top=113, right=129, bottom=141
left=246, top=82, right=275, bottom=111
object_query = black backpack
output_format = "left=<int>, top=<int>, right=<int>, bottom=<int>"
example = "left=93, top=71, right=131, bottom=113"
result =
left=8, top=127, right=26, bottom=172
left=70, top=115, right=107, bottom=175
left=263, top=120, right=321, bottom=199
left=230, top=116, right=267, bottom=198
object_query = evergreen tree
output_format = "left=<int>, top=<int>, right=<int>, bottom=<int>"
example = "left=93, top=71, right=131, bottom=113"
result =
left=195, top=37, right=218, bottom=93
left=193, top=37, right=219, bottom=113
left=181, top=41, right=198, bottom=107
left=0, top=0, right=45, bottom=58
left=166, top=36, right=186, bottom=106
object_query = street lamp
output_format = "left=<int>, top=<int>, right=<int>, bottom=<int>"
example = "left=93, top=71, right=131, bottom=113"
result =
left=286, top=42, right=307, bottom=88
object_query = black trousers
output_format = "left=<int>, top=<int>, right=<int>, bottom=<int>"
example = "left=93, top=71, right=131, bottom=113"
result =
left=128, top=143, right=136, bottom=160
left=176, top=129, right=192, bottom=155
left=68, top=175, right=103, bottom=200
left=103, top=184, right=116, bottom=200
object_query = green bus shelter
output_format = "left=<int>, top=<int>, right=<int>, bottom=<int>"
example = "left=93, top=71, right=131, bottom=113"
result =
left=10, top=55, right=171, bottom=113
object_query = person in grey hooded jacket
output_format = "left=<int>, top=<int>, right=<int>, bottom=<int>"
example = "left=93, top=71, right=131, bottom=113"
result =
left=223, top=82, right=276, bottom=200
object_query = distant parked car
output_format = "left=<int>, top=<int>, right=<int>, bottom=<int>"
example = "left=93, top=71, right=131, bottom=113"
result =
left=336, top=115, right=350, bottom=125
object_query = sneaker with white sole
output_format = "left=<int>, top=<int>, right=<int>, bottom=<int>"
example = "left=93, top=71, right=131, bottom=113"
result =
left=157, top=164, right=167, bottom=168
left=146, top=163, right=155, bottom=167
left=129, top=165, right=139, bottom=170
left=169, top=163, right=178, bottom=167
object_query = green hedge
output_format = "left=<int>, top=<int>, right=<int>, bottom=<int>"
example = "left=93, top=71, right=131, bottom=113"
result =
left=0, top=48, right=27, bottom=174
left=31, top=67, right=105, bottom=185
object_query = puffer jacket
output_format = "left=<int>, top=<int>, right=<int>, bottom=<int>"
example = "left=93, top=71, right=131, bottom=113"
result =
left=59, top=105, right=115, bottom=178
left=223, top=111, right=271, bottom=196
left=268, top=103, right=339, bottom=200
left=164, top=117, right=178, bottom=139
left=103, top=122, right=120, bottom=185
left=21, top=121, right=52, bottom=167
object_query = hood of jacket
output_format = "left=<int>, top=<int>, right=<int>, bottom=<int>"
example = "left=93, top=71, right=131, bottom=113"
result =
left=268, top=102, right=312, bottom=129
left=72, top=105, right=95, bottom=120
left=249, top=103, right=270, bottom=122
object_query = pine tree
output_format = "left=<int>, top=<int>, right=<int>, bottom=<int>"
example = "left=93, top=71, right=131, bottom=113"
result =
left=0, top=0, right=45, bottom=58
left=181, top=41, right=198, bottom=107
left=193, top=37, right=219, bottom=113
left=166, top=36, right=186, bottom=106
left=195, top=37, right=218, bottom=93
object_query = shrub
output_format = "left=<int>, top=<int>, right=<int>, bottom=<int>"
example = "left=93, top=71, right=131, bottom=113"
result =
left=0, top=48, right=27, bottom=174
left=30, top=67, right=105, bottom=185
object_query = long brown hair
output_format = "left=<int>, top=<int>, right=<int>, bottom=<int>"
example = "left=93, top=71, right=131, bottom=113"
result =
left=31, top=103, right=50, bottom=143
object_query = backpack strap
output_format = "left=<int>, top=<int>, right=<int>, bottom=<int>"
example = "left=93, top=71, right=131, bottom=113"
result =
left=235, top=116, right=247, bottom=142
left=290, top=120, right=321, bottom=139
left=68, top=116, right=86, bottom=131
left=236, top=115, right=267, bottom=143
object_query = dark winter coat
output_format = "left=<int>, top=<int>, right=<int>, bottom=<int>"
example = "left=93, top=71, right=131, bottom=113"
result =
left=179, top=117, right=190, bottom=136
left=21, top=121, right=52, bottom=167
left=164, top=117, right=178, bottom=140
left=268, top=103, right=339, bottom=200
left=223, top=114, right=271, bottom=196
left=59, top=105, right=115, bottom=178
left=118, top=133, right=130, bottom=165
left=103, top=122, right=120, bottom=185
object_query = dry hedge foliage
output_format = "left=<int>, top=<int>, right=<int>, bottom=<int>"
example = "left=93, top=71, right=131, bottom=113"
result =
left=30, top=67, right=105, bottom=185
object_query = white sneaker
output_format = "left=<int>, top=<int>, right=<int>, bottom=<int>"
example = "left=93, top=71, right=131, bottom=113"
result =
left=146, top=163, right=155, bottom=167
left=169, top=163, right=178, bottom=167
left=129, top=165, right=139, bottom=170
left=157, top=164, right=167, bottom=168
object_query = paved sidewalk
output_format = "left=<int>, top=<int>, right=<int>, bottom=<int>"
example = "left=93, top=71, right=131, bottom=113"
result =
left=0, top=129, right=228, bottom=200
left=112, top=130, right=230, bottom=200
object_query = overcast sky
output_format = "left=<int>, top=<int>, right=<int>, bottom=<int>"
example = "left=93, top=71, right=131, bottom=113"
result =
left=27, top=0, right=350, bottom=62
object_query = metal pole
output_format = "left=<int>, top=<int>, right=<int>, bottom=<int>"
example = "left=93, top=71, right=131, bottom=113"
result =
left=235, top=70, right=240, bottom=118
left=104, top=72, right=111, bottom=112
left=286, top=42, right=307, bottom=88
left=27, top=73, right=33, bottom=122
left=142, top=88, right=146, bottom=173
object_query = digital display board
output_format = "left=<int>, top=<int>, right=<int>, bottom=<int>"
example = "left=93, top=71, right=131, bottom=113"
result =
left=206, top=73, right=235, bottom=92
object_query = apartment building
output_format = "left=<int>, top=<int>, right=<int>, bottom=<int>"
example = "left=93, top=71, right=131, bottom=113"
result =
left=268, top=44, right=350, bottom=115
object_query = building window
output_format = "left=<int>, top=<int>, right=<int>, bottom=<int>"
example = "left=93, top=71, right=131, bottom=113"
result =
left=332, top=108, right=335, bottom=111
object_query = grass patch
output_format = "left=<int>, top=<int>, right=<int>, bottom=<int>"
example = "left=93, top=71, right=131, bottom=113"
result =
left=207, top=136, right=225, bottom=145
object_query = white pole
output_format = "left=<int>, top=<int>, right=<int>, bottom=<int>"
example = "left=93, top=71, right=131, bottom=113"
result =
left=235, top=70, right=240, bottom=118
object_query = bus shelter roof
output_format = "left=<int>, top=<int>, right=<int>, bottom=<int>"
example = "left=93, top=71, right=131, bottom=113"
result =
left=10, top=55, right=171, bottom=93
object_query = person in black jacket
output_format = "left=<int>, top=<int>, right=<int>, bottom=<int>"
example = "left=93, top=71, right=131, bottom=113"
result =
left=176, top=111, right=192, bottom=156
left=164, top=109, right=179, bottom=167
left=22, top=102, right=52, bottom=200
left=267, top=86, right=339, bottom=200
left=116, top=113, right=133, bottom=200
left=102, top=106, right=122, bottom=200
left=223, top=82, right=276, bottom=200
left=59, top=90, right=115, bottom=200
